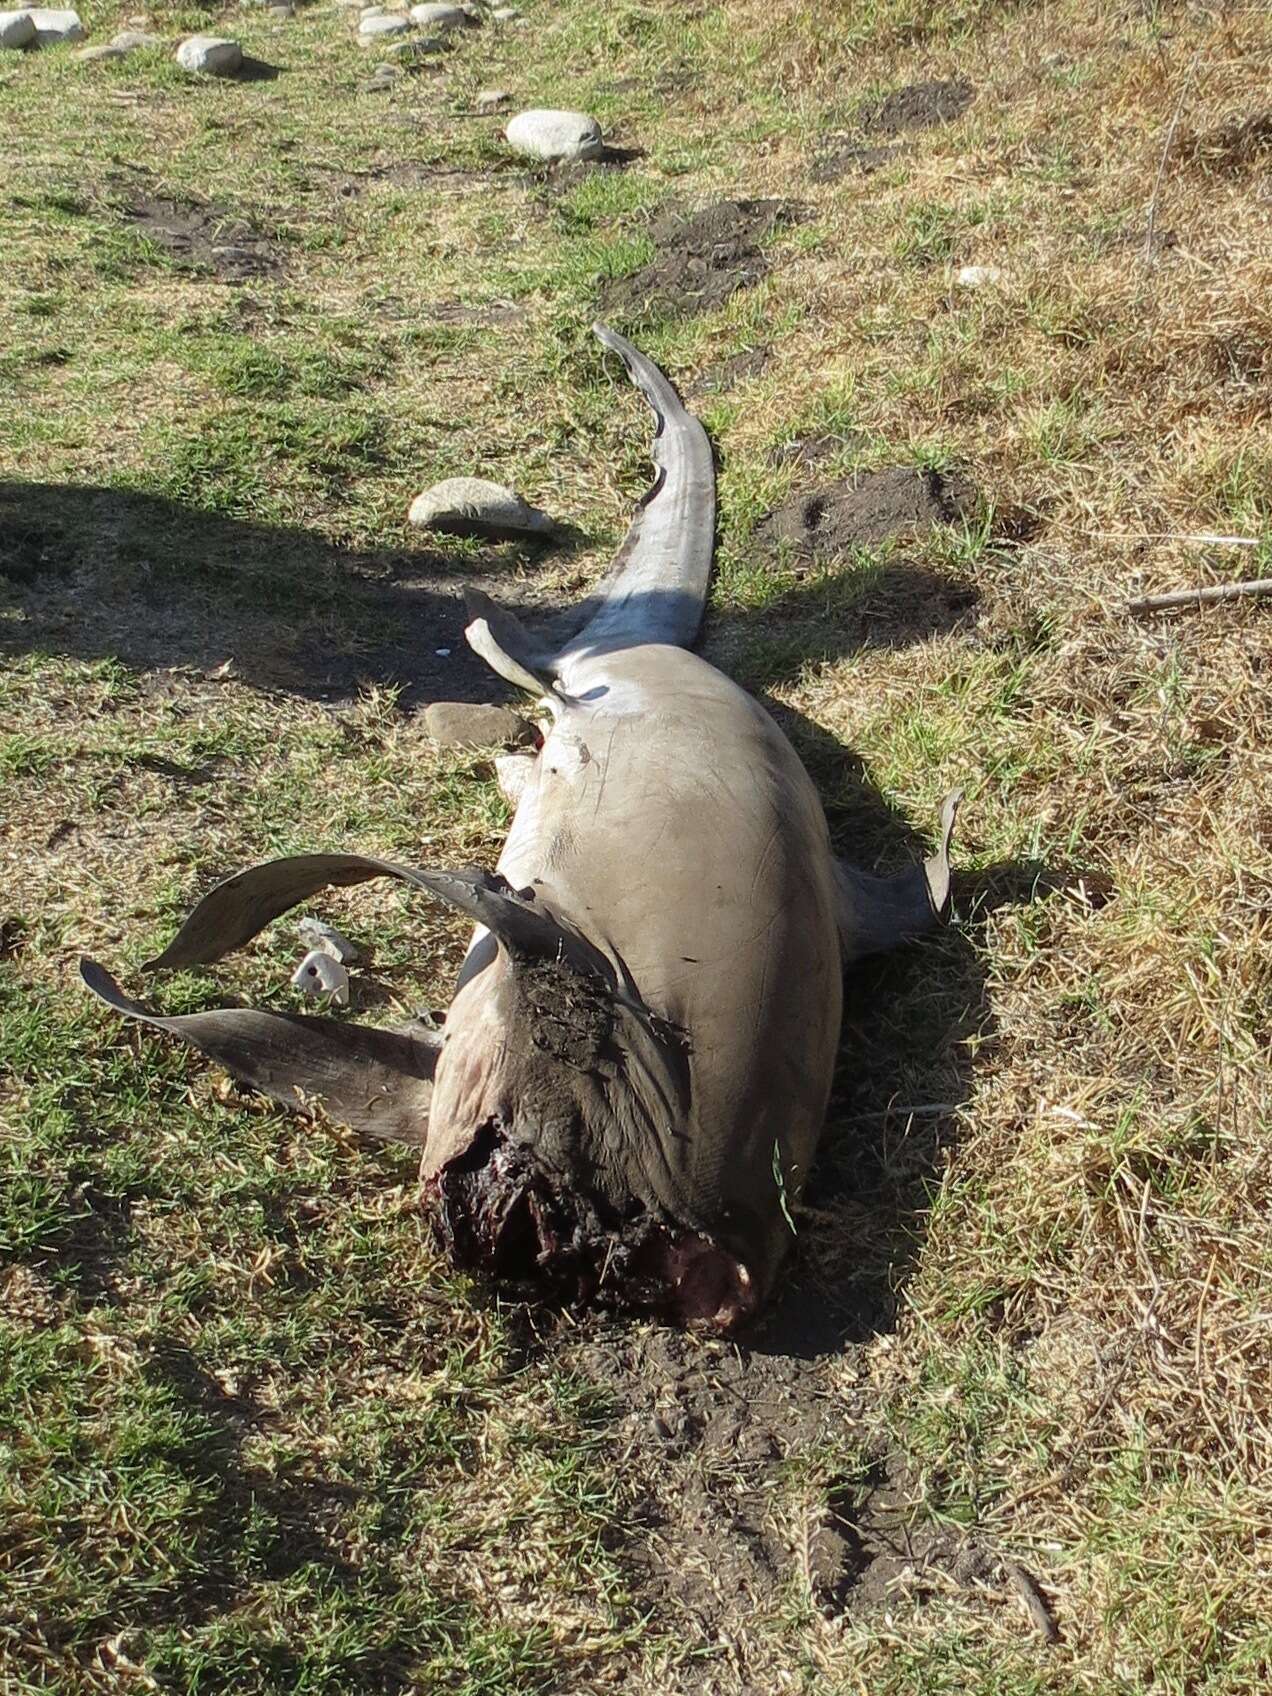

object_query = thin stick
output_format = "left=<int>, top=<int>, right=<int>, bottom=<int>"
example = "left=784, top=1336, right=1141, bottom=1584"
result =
left=1127, top=578, right=1272, bottom=614
left=1003, top=1560, right=1061, bottom=1644
left=1143, top=49, right=1201, bottom=266
left=1094, top=531, right=1262, bottom=549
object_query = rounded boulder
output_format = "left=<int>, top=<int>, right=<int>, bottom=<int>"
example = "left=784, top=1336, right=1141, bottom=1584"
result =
left=408, top=478, right=555, bottom=541
left=175, top=34, right=243, bottom=75
left=505, top=108, right=604, bottom=164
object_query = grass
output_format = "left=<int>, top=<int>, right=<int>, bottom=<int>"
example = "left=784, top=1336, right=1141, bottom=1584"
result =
left=3, top=0, right=1272, bottom=1691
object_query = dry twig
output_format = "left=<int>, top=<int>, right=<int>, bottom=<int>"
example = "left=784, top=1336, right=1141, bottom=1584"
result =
left=1142, top=50, right=1202, bottom=267
left=1003, top=1560, right=1061, bottom=1644
left=1127, top=579, right=1272, bottom=614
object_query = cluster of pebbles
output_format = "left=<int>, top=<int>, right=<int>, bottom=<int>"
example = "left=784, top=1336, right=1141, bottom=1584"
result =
left=0, top=0, right=611, bottom=180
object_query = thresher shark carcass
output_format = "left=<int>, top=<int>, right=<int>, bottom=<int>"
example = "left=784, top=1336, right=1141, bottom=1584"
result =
left=82, top=324, right=959, bottom=1332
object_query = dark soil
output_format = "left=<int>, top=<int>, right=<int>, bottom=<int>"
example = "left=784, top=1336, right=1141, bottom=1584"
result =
left=756, top=466, right=977, bottom=561
left=600, top=198, right=805, bottom=319
left=863, top=77, right=975, bottom=136
left=1182, top=110, right=1272, bottom=173
left=320, top=162, right=497, bottom=199
left=692, top=346, right=771, bottom=395
left=0, top=518, right=61, bottom=584
left=545, top=1321, right=1000, bottom=1681
left=541, top=145, right=644, bottom=195
left=768, top=431, right=866, bottom=471
left=809, top=140, right=907, bottom=182
left=371, top=296, right=525, bottom=326
left=563, top=1322, right=859, bottom=1650
left=119, top=193, right=282, bottom=281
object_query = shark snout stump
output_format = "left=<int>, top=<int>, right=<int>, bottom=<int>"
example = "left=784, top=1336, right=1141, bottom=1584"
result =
left=80, top=323, right=960, bottom=1332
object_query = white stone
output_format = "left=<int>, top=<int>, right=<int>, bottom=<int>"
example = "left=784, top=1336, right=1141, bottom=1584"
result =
left=491, top=5, right=519, bottom=19
left=359, top=11, right=412, bottom=36
left=505, top=108, right=604, bottom=164
left=409, top=2, right=466, bottom=27
left=475, top=87, right=510, bottom=111
left=75, top=42, right=131, bottom=59
left=0, top=10, right=36, bottom=49
left=28, top=8, right=87, bottom=44
left=298, top=916, right=360, bottom=965
left=111, top=28, right=164, bottom=48
left=955, top=264, right=1004, bottom=289
left=291, top=949, right=350, bottom=1006
left=176, top=34, right=243, bottom=74
left=408, top=477, right=555, bottom=539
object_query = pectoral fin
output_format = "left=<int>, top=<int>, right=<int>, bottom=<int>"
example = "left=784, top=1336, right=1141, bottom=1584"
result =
left=835, top=789, right=961, bottom=963
left=143, top=854, right=605, bottom=979
left=80, top=958, right=437, bottom=1144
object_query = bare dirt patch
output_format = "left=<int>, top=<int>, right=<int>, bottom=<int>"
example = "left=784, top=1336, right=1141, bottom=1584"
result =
left=320, top=161, right=499, bottom=199
left=768, top=431, right=867, bottom=470
left=809, top=140, right=908, bottom=182
left=559, top=1321, right=859, bottom=1655
left=118, top=192, right=283, bottom=281
left=0, top=517, right=61, bottom=584
left=1181, top=110, right=1272, bottom=173
left=756, top=466, right=977, bottom=563
left=863, top=77, right=975, bottom=136
left=692, top=346, right=772, bottom=394
left=600, top=198, right=805, bottom=319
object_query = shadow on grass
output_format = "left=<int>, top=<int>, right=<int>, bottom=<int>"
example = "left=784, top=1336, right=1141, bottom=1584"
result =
left=0, top=479, right=561, bottom=709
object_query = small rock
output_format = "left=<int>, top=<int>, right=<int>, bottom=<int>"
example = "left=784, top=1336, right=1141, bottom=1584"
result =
left=424, top=702, right=537, bottom=750
left=408, top=476, right=555, bottom=540
left=475, top=87, right=510, bottom=112
left=955, top=264, right=1004, bottom=288
left=359, top=11, right=413, bottom=36
left=111, top=28, right=164, bottom=48
left=266, top=2, right=294, bottom=15
left=28, top=8, right=87, bottom=44
left=505, top=108, right=604, bottom=164
left=75, top=41, right=131, bottom=59
left=298, top=916, right=360, bottom=965
left=409, top=1, right=467, bottom=26
left=0, top=10, right=37, bottom=49
left=491, top=5, right=519, bottom=19
left=291, top=949, right=350, bottom=1006
left=385, top=34, right=441, bottom=55
left=175, top=34, right=244, bottom=75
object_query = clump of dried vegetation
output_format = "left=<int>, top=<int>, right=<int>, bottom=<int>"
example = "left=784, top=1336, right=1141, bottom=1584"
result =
left=2, top=0, right=1270, bottom=1691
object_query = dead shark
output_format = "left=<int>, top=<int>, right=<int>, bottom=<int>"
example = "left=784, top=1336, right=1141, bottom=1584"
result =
left=81, top=322, right=958, bottom=1332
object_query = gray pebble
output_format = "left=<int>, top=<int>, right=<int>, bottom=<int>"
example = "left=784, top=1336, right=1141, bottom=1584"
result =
left=298, top=916, right=361, bottom=965
left=408, top=476, right=555, bottom=540
left=425, top=701, right=537, bottom=750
